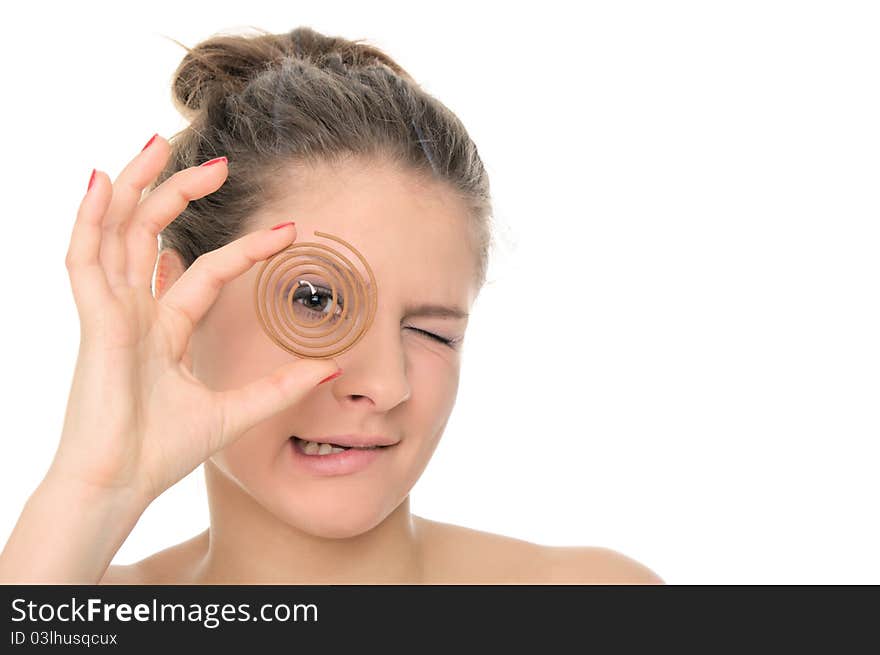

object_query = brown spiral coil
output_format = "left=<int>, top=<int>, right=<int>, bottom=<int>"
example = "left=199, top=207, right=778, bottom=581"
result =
left=254, top=230, right=377, bottom=359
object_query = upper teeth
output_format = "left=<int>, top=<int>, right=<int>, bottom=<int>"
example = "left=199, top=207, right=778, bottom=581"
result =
left=295, top=437, right=380, bottom=456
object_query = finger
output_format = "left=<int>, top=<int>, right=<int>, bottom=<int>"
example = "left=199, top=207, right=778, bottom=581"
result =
left=126, top=156, right=229, bottom=289
left=65, top=169, right=114, bottom=325
left=99, top=134, right=170, bottom=289
left=214, top=357, right=342, bottom=448
left=160, top=221, right=299, bottom=335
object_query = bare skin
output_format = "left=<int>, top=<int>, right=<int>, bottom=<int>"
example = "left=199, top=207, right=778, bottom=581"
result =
left=99, top=513, right=663, bottom=585
left=0, top=134, right=662, bottom=586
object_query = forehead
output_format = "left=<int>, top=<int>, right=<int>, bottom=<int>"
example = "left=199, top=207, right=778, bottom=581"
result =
left=255, top=157, right=477, bottom=302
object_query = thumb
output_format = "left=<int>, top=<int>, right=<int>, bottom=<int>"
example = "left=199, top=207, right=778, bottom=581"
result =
left=214, top=359, right=342, bottom=447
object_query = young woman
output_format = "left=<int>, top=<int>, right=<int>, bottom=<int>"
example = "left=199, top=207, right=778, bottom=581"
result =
left=0, top=26, right=662, bottom=585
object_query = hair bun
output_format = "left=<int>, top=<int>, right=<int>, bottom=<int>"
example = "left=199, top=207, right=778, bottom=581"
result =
left=171, top=26, right=412, bottom=118
left=287, top=26, right=411, bottom=77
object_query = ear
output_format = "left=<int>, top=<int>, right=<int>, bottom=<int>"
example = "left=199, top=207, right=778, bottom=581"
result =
left=154, top=248, right=195, bottom=370
left=153, top=248, right=186, bottom=300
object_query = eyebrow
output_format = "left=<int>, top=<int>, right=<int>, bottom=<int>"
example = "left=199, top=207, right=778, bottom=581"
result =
left=402, top=303, right=470, bottom=320
left=356, top=278, right=468, bottom=320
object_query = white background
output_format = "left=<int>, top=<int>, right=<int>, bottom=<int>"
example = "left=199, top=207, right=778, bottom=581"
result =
left=0, top=1, right=877, bottom=584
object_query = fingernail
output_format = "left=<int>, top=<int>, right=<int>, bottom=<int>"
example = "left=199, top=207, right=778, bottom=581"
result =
left=270, top=221, right=296, bottom=231
left=87, top=168, right=96, bottom=192
left=141, top=133, right=158, bottom=152
left=200, top=156, right=227, bottom=167
left=317, top=369, right=343, bottom=385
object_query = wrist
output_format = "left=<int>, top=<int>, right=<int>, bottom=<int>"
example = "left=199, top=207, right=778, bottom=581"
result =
left=41, top=466, right=151, bottom=517
left=0, top=470, right=149, bottom=584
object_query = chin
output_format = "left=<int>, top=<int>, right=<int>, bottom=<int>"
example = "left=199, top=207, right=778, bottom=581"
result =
left=212, top=433, right=412, bottom=539
left=254, top=462, right=402, bottom=539
left=275, top=492, right=399, bottom=539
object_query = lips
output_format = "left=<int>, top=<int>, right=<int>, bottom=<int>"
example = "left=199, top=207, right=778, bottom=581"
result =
left=288, top=435, right=392, bottom=476
left=290, top=433, right=397, bottom=448
left=290, top=436, right=385, bottom=453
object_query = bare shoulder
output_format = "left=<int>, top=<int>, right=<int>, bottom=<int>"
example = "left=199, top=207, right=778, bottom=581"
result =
left=98, top=563, right=142, bottom=585
left=541, top=545, right=665, bottom=584
left=415, top=516, right=548, bottom=583
left=98, top=530, right=209, bottom=585
left=98, top=522, right=663, bottom=585
left=415, top=516, right=663, bottom=584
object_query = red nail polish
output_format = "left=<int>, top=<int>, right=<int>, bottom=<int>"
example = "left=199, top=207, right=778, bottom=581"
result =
left=141, top=133, right=158, bottom=152
left=200, top=156, right=227, bottom=167
left=270, top=221, right=296, bottom=231
left=87, top=168, right=96, bottom=192
left=317, top=369, right=343, bottom=385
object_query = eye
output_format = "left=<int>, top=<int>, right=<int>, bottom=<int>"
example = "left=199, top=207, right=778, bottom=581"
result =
left=283, top=281, right=461, bottom=348
left=405, top=326, right=461, bottom=349
left=285, top=281, right=345, bottom=321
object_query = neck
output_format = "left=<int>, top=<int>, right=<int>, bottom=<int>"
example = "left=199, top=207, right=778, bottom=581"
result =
left=192, top=460, right=425, bottom=584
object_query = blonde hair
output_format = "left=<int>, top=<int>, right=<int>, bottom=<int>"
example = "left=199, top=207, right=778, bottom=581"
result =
left=153, top=25, right=494, bottom=291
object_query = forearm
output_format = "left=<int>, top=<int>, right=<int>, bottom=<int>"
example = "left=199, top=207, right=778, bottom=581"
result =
left=0, top=472, right=148, bottom=584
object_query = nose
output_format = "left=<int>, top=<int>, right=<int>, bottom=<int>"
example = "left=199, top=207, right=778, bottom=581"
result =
left=327, top=316, right=411, bottom=411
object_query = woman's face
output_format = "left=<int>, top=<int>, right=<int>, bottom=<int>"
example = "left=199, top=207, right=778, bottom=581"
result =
left=187, top=157, right=478, bottom=538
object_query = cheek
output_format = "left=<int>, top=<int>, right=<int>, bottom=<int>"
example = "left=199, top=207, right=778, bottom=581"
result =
left=390, top=357, right=460, bottom=477
left=408, top=353, right=459, bottom=423
left=209, top=429, right=276, bottom=489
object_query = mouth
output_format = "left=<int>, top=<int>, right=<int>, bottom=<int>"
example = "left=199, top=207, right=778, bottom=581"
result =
left=288, top=436, right=395, bottom=477
left=290, top=435, right=392, bottom=456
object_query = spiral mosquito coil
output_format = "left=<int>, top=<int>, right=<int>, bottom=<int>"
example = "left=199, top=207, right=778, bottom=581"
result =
left=254, top=230, right=377, bottom=359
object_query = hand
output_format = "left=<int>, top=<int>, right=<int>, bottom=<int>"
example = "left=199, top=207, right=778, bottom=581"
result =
left=50, top=135, right=341, bottom=506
